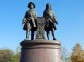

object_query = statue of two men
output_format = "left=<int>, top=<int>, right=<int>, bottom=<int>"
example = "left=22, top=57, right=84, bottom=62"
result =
left=22, top=2, right=58, bottom=40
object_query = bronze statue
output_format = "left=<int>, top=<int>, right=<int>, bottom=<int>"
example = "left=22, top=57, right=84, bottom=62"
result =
left=43, top=3, right=58, bottom=40
left=22, top=2, right=37, bottom=40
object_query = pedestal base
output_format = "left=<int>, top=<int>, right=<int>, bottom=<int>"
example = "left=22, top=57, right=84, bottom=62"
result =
left=20, top=39, right=62, bottom=62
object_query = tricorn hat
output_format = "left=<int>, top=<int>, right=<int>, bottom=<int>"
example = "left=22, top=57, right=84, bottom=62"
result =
left=28, top=2, right=35, bottom=8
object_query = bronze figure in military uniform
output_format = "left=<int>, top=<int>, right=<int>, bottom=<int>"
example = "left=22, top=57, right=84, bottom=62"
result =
left=23, top=2, right=37, bottom=40
left=43, top=3, right=58, bottom=40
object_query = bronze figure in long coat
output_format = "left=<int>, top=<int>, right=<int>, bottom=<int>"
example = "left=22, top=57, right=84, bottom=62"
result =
left=43, top=3, right=58, bottom=40
left=23, top=2, right=37, bottom=40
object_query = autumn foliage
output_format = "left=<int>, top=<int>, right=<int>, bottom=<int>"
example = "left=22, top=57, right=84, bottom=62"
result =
left=71, top=43, right=84, bottom=62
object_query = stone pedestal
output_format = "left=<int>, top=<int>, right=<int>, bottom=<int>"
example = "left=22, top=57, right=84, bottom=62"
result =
left=20, top=39, right=62, bottom=62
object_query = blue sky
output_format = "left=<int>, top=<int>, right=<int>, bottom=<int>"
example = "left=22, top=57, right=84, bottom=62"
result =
left=0, top=0, right=84, bottom=53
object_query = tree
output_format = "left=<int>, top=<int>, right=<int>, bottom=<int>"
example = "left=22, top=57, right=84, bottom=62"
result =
left=71, top=43, right=84, bottom=62
left=0, top=48, right=20, bottom=62
left=15, top=45, right=21, bottom=54
left=66, top=57, right=72, bottom=62
left=0, top=49, right=15, bottom=62
left=14, top=52, right=20, bottom=62
left=61, top=47, right=69, bottom=62
left=15, top=45, right=21, bottom=62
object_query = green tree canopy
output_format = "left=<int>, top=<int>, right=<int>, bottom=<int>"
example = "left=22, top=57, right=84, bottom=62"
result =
left=0, top=49, right=20, bottom=62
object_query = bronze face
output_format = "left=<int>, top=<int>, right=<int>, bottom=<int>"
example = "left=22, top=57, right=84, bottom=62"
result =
left=30, top=4, right=34, bottom=9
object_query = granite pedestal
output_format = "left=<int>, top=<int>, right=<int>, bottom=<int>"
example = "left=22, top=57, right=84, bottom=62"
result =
left=20, top=39, right=62, bottom=62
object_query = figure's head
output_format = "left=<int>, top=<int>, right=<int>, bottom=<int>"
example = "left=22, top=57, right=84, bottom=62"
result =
left=28, top=2, right=35, bottom=9
left=46, top=3, right=51, bottom=9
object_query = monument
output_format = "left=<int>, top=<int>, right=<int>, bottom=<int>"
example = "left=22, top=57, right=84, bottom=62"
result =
left=20, top=2, right=62, bottom=62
